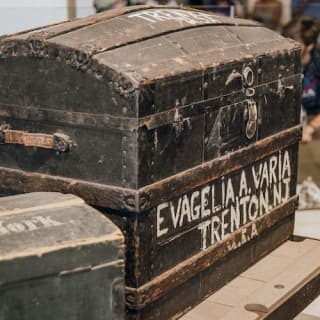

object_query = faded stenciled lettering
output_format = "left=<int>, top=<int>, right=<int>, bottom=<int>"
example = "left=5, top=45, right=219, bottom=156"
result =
left=0, top=216, right=64, bottom=236
left=128, top=9, right=219, bottom=26
left=226, top=223, right=259, bottom=252
left=156, top=150, right=292, bottom=251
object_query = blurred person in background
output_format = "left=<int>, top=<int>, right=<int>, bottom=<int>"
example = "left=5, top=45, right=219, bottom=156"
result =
left=299, top=16, right=320, bottom=143
left=283, top=2, right=307, bottom=40
left=189, top=0, right=244, bottom=17
left=208, top=0, right=235, bottom=16
left=145, top=0, right=178, bottom=6
left=252, top=0, right=282, bottom=30
left=253, top=0, right=282, bottom=30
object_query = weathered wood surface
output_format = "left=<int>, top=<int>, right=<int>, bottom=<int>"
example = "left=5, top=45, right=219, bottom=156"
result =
left=0, top=7, right=302, bottom=319
left=0, top=192, right=125, bottom=320
left=0, top=126, right=301, bottom=212
left=0, top=7, right=301, bottom=189
left=2, top=6, right=257, bottom=43
left=132, top=142, right=299, bottom=285
left=139, top=126, right=301, bottom=211
left=125, top=215, right=295, bottom=319
left=181, top=239, right=320, bottom=320
left=125, top=196, right=298, bottom=308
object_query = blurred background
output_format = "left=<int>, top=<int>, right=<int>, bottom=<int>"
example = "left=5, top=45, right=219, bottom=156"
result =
left=0, top=0, right=319, bottom=35
left=0, top=0, right=94, bottom=35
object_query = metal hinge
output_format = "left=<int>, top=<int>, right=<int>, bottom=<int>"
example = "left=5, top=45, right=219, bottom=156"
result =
left=244, top=99, right=258, bottom=139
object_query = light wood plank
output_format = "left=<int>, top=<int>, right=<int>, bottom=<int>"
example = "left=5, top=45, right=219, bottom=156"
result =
left=241, top=255, right=292, bottom=282
left=271, top=239, right=319, bottom=260
left=207, top=279, right=264, bottom=307
left=295, top=314, right=320, bottom=320
left=239, top=244, right=320, bottom=309
left=182, top=239, right=320, bottom=320
left=180, top=301, right=232, bottom=320
left=219, top=240, right=320, bottom=319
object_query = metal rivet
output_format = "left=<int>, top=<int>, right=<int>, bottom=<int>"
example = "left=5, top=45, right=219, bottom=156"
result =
left=243, top=66, right=254, bottom=86
left=246, top=88, right=255, bottom=97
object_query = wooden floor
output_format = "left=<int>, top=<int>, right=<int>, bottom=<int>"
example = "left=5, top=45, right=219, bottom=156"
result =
left=181, top=239, right=320, bottom=320
left=297, top=315, right=320, bottom=320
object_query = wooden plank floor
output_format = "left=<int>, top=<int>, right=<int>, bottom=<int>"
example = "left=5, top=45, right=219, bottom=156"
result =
left=181, top=239, right=320, bottom=320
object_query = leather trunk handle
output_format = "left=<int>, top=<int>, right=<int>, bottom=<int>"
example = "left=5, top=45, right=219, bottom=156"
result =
left=0, top=124, right=74, bottom=152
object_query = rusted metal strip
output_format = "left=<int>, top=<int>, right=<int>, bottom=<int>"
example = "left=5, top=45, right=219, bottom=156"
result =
left=0, top=167, right=139, bottom=212
left=125, top=196, right=298, bottom=309
left=139, top=125, right=302, bottom=211
left=0, top=125, right=74, bottom=152
left=4, top=130, right=53, bottom=148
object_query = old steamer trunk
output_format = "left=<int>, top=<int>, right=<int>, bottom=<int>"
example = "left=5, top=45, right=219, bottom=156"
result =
left=0, top=192, right=125, bottom=320
left=0, top=7, right=301, bottom=319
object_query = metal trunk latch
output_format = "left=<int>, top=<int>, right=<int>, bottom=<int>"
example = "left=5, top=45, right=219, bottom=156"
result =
left=244, top=99, right=258, bottom=139
left=0, top=124, right=75, bottom=152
